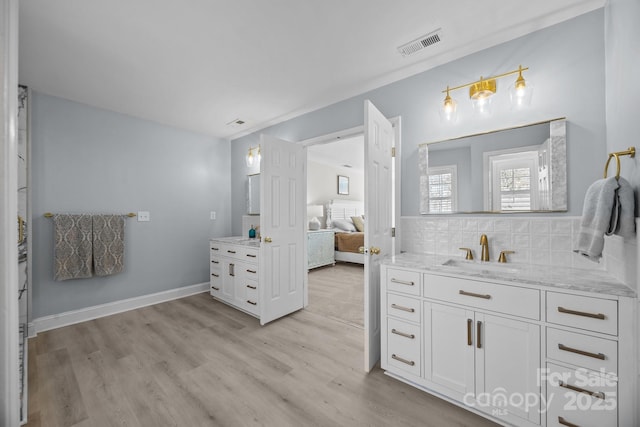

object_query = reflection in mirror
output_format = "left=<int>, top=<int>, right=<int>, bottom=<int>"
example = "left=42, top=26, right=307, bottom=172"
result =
left=419, top=118, right=566, bottom=214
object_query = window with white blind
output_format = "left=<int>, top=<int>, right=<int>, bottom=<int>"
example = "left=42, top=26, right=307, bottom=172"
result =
left=428, top=165, right=457, bottom=213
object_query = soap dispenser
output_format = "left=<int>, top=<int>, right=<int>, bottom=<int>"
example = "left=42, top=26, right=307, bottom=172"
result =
left=248, top=225, right=256, bottom=238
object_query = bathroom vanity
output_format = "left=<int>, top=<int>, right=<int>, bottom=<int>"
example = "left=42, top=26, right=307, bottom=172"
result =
left=381, top=253, right=637, bottom=427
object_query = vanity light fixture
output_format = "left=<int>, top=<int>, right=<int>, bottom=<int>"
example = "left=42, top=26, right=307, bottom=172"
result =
left=440, top=65, right=533, bottom=121
left=245, top=145, right=261, bottom=167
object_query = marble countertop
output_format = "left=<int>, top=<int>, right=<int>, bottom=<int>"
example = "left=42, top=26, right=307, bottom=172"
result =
left=210, top=236, right=260, bottom=248
left=382, top=252, right=636, bottom=298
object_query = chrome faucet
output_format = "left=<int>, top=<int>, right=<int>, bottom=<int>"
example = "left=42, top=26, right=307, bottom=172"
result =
left=480, top=234, right=490, bottom=262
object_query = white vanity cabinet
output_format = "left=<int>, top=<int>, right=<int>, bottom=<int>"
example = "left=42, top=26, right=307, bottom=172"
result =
left=381, top=259, right=637, bottom=427
left=210, top=240, right=260, bottom=317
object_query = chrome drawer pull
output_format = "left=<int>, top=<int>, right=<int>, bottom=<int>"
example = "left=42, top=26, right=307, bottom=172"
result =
left=246, top=269, right=257, bottom=274
left=391, top=303, right=415, bottom=313
left=246, top=254, right=257, bottom=258
left=459, top=290, right=491, bottom=299
left=211, top=273, right=219, bottom=277
left=557, top=416, right=580, bottom=427
left=246, top=284, right=257, bottom=290
left=227, top=250, right=236, bottom=254
left=211, top=286, right=219, bottom=291
left=390, top=278, right=414, bottom=286
left=391, top=354, right=415, bottom=366
left=247, top=300, right=257, bottom=306
left=558, top=343, right=605, bottom=360
left=558, top=306, right=606, bottom=320
left=559, top=381, right=605, bottom=400
left=211, top=260, right=219, bottom=264
left=391, top=329, right=415, bottom=339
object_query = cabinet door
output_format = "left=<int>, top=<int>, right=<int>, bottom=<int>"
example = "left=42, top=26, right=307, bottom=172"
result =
left=424, top=302, right=475, bottom=401
left=475, top=313, right=541, bottom=425
left=221, top=259, right=235, bottom=302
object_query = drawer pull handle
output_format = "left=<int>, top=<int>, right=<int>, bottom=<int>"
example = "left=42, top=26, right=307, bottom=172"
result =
left=227, top=250, right=236, bottom=254
left=211, top=260, right=219, bottom=264
left=557, top=416, right=580, bottom=427
left=229, top=263, right=235, bottom=277
left=477, top=321, right=482, bottom=349
left=211, top=273, right=219, bottom=277
left=459, top=290, right=491, bottom=299
left=391, top=303, right=415, bottom=313
left=391, top=354, right=415, bottom=366
left=247, top=284, right=257, bottom=290
left=211, top=247, right=219, bottom=251
left=246, top=254, right=257, bottom=258
left=558, top=343, right=605, bottom=360
left=246, top=269, right=257, bottom=274
left=467, top=319, right=473, bottom=346
left=247, top=300, right=257, bottom=305
left=559, top=381, right=605, bottom=400
left=557, top=306, right=606, bottom=320
left=211, top=286, right=219, bottom=291
left=390, top=278, right=415, bottom=286
left=391, top=329, right=415, bottom=339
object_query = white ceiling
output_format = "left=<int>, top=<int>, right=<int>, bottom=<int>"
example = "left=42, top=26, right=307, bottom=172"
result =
left=19, top=0, right=604, bottom=140
left=308, top=135, right=364, bottom=172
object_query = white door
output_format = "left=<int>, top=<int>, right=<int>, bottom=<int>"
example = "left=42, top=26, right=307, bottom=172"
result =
left=364, top=100, right=394, bottom=371
left=259, top=134, right=306, bottom=325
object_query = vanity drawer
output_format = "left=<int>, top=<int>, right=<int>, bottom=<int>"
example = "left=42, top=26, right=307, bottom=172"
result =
left=210, top=242, right=226, bottom=255
left=546, top=292, right=618, bottom=336
left=243, top=264, right=259, bottom=278
left=386, top=269, right=421, bottom=296
left=210, top=273, right=222, bottom=296
left=423, top=274, right=540, bottom=320
left=244, top=281, right=259, bottom=315
left=547, top=328, right=617, bottom=374
left=546, top=362, right=617, bottom=427
left=240, top=246, right=259, bottom=262
left=387, top=318, right=421, bottom=377
left=387, top=293, right=421, bottom=323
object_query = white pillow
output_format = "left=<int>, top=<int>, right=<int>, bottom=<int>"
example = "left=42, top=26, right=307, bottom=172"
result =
left=332, top=218, right=357, bottom=232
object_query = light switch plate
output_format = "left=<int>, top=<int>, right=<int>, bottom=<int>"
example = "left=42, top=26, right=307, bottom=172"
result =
left=210, top=211, right=216, bottom=220
left=137, top=211, right=150, bottom=222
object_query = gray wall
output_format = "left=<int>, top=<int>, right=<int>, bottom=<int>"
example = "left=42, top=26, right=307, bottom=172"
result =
left=31, top=93, right=231, bottom=317
left=231, top=10, right=607, bottom=235
left=605, top=0, right=640, bottom=214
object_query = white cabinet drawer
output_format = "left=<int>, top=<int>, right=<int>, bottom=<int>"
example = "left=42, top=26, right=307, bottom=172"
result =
left=547, top=328, right=617, bottom=374
left=240, top=246, right=259, bottom=262
left=546, top=362, right=617, bottom=427
left=386, top=269, right=421, bottom=296
left=387, top=318, right=421, bottom=377
left=546, top=292, right=618, bottom=336
left=210, top=242, right=226, bottom=254
left=245, top=282, right=259, bottom=315
left=387, top=293, right=421, bottom=323
left=423, top=274, right=540, bottom=320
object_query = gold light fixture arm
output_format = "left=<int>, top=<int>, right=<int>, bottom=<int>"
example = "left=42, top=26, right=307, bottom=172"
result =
left=603, top=147, right=635, bottom=179
left=442, top=65, right=529, bottom=94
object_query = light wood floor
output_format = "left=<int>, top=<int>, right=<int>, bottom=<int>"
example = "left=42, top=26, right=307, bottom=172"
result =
left=26, top=283, right=498, bottom=426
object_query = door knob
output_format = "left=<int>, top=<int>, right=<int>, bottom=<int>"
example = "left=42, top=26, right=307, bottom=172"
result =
left=358, top=246, right=367, bottom=254
left=370, top=247, right=381, bottom=255
left=264, top=237, right=272, bottom=243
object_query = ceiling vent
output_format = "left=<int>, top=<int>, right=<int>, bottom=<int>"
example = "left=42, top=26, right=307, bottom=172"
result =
left=226, top=118, right=246, bottom=127
left=397, top=28, right=442, bottom=57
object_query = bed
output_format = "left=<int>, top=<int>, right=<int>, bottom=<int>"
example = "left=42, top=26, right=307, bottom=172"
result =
left=326, top=200, right=365, bottom=264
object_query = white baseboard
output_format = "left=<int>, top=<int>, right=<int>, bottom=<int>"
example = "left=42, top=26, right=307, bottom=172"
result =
left=33, top=282, right=209, bottom=333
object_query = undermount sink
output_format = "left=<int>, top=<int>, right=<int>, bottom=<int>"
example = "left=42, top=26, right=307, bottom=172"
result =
left=441, top=259, right=520, bottom=275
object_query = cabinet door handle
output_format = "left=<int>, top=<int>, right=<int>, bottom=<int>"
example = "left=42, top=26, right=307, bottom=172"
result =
left=477, top=321, right=482, bottom=349
left=391, top=303, right=415, bottom=313
left=246, top=254, right=257, bottom=258
left=390, top=278, right=414, bottom=286
left=211, top=247, right=219, bottom=251
left=227, top=250, right=236, bottom=254
left=211, top=273, right=219, bottom=278
left=557, top=306, right=605, bottom=320
left=467, top=319, right=473, bottom=346
left=211, top=260, right=219, bottom=264
left=557, top=416, right=580, bottom=427
left=558, top=344, right=605, bottom=360
left=391, top=329, right=415, bottom=339
left=246, top=269, right=257, bottom=274
left=559, top=381, right=605, bottom=400
left=211, top=286, right=219, bottom=291
left=246, top=284, right=257, bottom=290
left=391, top=354, right=415, bottom=366
left=229, top=263, right=235, bottom=277
left=459, top=290, right=491, bottom=299
left=247, top=300, right=257, bottom=305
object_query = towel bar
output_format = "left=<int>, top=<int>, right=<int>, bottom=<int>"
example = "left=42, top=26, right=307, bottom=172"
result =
left=44, top=212, right=137, bottom=218
left=603, top=147, right=635, bottom=179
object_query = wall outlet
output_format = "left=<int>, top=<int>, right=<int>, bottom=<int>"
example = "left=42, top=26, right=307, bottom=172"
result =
left=137, top=211, right=150, bottom=222
left=210, top=211, right=216, bottom=220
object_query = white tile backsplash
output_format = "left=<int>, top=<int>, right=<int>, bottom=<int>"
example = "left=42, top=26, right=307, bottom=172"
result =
left=401, top=216, right=637, bottom=288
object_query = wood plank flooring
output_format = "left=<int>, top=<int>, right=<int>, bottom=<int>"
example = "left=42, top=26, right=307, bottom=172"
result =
left=26, top=281, right=498, bottom=426
left=306, top=263, right=364, bottom=328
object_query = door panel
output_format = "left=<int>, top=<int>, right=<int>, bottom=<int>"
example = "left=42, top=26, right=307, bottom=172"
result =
left=259, top=134, right=305, bottom=325
left=364, top=100, right=394, bottom=371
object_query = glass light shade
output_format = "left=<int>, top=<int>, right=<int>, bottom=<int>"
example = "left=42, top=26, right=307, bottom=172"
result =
left=471, top=94, right=493, bottom=115
left=245, top=149, right=254, bottom=167
left=509, top=78, right=533, bottom=109
left=439, top=93, right=458, bottom=123
left=255, top=146, right=261, bottom=165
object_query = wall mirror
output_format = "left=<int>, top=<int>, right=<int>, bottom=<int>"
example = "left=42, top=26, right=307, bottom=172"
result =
left=419, top=118, right=566, bottom=214
left=246, top=173, right=260, bottom=214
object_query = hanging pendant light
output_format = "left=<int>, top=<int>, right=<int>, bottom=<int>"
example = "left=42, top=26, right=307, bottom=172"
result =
left=509, top=65, right=533, bottom=109
left=469, top=77, right=496, bottom=115
left=245, top=145, right=262, bottom=167
left=439, top=86, right=458, bottom=123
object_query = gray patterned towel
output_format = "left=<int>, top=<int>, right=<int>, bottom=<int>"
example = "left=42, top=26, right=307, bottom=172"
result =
left=93, top=214, right=125, bottom=276
left=53, top=214, right=93, bottom=281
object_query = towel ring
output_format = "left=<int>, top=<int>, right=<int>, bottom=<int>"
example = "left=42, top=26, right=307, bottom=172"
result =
left=603, top=146, right=636, bottom=179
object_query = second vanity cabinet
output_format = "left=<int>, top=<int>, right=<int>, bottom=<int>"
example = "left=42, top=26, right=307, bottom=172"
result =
left=381, top=258, right=637, bottom=427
